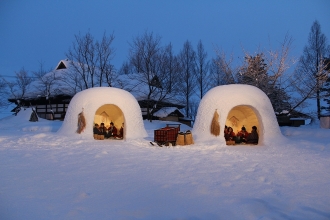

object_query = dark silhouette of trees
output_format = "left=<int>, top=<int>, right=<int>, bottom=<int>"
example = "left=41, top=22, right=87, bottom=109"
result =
left=177, top=40, right=197, bottom=118
left=125, top=31, right=181, bottom=121
left=195, top=40, right=210, bottom=99
left=65, top=31, right=116, bottom=90
left=6, top=67, right=33, bottom=100
left=320, top=58, right=330, bottom=115
left=211, top=48, right=236, bottom=86
left=32, top=62, right=60, bottom=99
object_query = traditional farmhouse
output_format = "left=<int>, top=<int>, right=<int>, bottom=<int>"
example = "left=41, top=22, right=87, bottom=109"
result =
left=152, top=107, right=192, bottom=126
left=192, top=84, right=286, bottom=145
left=57, top=87, right=147, bottom=139
left=8, top=60, right=186, bottom=122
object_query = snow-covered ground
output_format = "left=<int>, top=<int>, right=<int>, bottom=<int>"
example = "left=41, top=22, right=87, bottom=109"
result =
left=0, top=109, right=330, bottom=220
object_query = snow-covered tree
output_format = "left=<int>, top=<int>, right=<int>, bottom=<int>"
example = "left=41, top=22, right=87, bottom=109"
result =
left=238, top=52, right=292, bottom=113
left=238, top=53, right=269, bottom=91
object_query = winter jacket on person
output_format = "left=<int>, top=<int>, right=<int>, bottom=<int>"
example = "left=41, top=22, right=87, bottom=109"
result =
left=225, top=131, right=236, bottom=141
left=99, top=125, right=107, bottom=135
left=247, top=130, right=259, bottom=144
left=118, top=126, right=124, bottom=139
left=108, top=125, right=118, bottom=138
left=93, top=127, right=101, bottom=135
left=236, top=130, right=249, bottom=143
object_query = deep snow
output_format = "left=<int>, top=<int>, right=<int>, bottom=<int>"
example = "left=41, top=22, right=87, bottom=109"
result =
left=0, top=109, right=330, bottom=220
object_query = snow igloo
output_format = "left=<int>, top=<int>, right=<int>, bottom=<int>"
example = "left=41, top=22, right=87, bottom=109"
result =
left=192, top=84, right=284, bottom=145
left=57, top=87, right=147, bottom=140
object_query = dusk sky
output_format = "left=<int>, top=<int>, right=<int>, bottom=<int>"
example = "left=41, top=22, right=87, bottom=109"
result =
left=1, top=0, right=330, bottom=79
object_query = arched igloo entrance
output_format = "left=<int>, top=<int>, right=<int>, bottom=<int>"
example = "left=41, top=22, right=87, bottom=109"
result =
left=94, top=104, right=125, bottom=139
left=94, top=104, right=124, bottom=128
left=226, top=105, right=260, bottom=135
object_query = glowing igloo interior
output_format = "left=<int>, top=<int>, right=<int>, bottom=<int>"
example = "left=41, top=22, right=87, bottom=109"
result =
left=94, top=104, right=124, bottom=131
left=225, top=105, right=260, bottom=134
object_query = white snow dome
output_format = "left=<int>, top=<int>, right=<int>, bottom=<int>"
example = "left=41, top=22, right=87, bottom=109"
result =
left=192, top=84, right=285, bottom=145
left=57, top=87, right=147, bottom=139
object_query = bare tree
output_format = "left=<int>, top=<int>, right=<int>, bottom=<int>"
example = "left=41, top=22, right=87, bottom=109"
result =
left=65, top=31, right=116, bottom=90
left=32, top=62, right=62, bottom=100
left=5, top=67, right=33, bottom=101
left=237, top=35, right=295, bottom=113
left=291, top=20, right=330, bottom=118
left=96, top=32, right=116, bottom=87
left=266, top=35, right=296, bottom=113
left=178, top=40, right=197, bottom=118
left=161, top=43, right=181, bottom=93
left=128, top=31, right=161, bottom=121
left=195, top=40, right=210, bottom=99
left=126, top=31, right=180, bottom=121
left=212, top=48, right=236, bottom=85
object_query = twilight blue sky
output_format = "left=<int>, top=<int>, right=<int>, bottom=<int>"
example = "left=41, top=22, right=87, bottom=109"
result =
left=1, top=0, right=330, bottom=78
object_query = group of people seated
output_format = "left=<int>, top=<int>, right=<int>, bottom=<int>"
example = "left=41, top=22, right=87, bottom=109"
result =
left=224, top=125, right=259, bottom=144
left=93, top=122, right=124, bottom=140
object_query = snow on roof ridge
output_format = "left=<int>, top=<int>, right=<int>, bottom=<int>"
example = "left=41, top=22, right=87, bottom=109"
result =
left=153, top=107, right=183, bottom=118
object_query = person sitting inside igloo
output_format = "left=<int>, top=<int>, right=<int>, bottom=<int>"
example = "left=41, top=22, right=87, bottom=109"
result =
left=99, top=123, right=107, bottom=138
left=235, top=126, right=249, bottom=144
left=247, top=126, right=259, bottom=144
left=107, top=122, right=118, bottom=139
left=117, top=122, right=124, bottom=139
left=225, top=127, right=236, bottom=141
left=224, top=125, right=228, bottom=137
left=93, top=123, right=101, bottom=139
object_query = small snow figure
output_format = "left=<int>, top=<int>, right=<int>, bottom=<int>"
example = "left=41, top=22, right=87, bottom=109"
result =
left=77, top=110, right=86, bottom=134
left=210, top=109, right=220, bottom=136
left=29, top=108, right=38, bottom=122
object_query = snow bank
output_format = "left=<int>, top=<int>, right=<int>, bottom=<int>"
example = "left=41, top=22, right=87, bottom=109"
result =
left=57, top=87, right=147, bottom=139
left=0, top=107, right=62, bottom=132
left=193, top=84, right=285, bottom=145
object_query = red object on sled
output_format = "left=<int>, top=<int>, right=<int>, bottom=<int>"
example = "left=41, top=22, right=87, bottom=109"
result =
left=154, top=124, right=180, bottom=146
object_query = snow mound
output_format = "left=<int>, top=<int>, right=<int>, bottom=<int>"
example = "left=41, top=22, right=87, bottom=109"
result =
left=192, top=84, right=285, bottom=145
left=57, top=87, right=147, bottom=139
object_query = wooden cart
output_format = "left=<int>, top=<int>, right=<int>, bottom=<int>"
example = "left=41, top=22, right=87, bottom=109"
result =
left=154, top=124, right=180, bottom=146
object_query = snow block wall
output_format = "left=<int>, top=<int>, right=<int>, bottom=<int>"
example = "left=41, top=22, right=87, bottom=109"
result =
left=57, top=87, right=147, bottom=139
left=192, top=84, right=285, bottom=145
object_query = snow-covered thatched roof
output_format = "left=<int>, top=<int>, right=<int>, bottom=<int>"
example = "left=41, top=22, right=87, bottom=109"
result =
left=153, top=107, right=184, bottom=118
